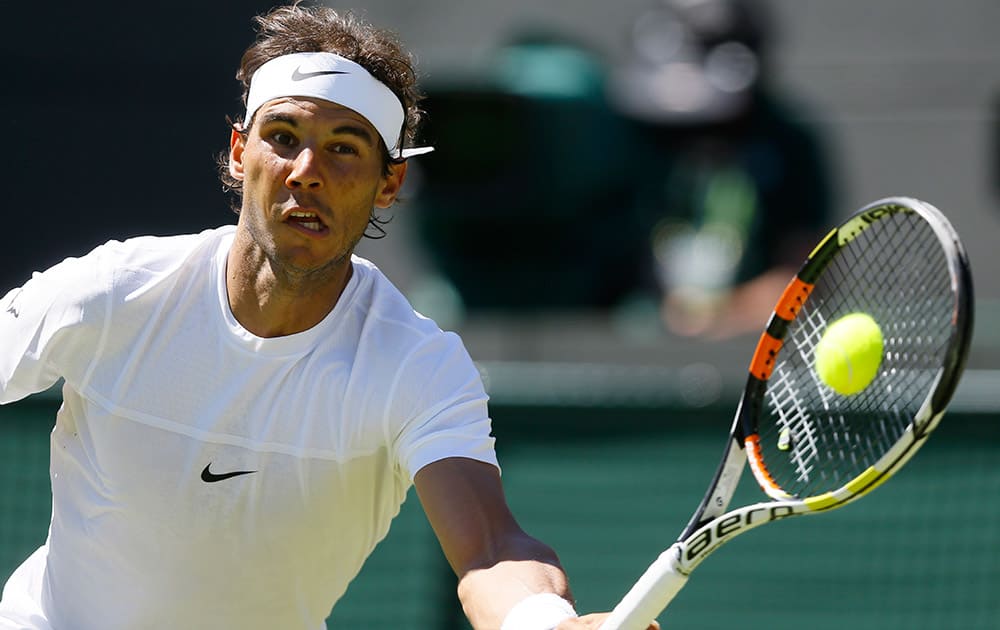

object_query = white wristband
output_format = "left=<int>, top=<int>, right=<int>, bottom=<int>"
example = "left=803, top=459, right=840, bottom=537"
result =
left=500, top=593, right=577, bottom=630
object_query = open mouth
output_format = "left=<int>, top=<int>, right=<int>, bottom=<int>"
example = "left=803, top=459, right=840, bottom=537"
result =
left=287, top=210, right=327, bottom=234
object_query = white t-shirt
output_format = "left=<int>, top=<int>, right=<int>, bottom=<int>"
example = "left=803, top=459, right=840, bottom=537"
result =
left=0, top=226, right=497, bottom=630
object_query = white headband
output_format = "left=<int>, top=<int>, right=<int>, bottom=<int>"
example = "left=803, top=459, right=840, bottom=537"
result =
left=244, top=52, right=432, bottom=159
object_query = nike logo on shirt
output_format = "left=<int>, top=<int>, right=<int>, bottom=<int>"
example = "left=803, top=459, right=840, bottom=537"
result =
left=201, top=463, right=257, bottom=483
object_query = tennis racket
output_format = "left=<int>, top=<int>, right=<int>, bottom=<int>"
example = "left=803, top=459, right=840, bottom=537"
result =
left=600, top=196, right=974, bottom=630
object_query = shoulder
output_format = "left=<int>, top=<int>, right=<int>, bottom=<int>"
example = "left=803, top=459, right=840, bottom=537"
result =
left=349, top=256, right=452, bottom=342
left=99, top=226, right=234, bottom=277
left=346, top=256, right=478, bottom=381
left=22, top=227, right=233, bottom=327
left=82, top=226, right=234, bottom=308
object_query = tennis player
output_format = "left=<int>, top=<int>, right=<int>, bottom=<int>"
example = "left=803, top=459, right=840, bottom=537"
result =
left=0, top=3, right=656, bottom=629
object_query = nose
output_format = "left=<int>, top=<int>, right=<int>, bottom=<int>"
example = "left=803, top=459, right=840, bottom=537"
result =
left=285, top=148, right=323, bottom=189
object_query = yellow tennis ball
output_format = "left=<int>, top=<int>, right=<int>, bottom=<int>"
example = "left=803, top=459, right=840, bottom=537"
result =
left=814, top=313, right=884, bottom=395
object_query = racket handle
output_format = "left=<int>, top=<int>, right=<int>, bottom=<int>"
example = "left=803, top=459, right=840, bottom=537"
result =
left=599, top=544, right=688, bottom=630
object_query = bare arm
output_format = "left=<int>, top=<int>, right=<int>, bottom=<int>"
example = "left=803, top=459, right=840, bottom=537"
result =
left=414, top=457, right=573, bottom=629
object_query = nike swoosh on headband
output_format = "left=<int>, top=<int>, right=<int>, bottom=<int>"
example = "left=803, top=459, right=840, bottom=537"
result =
left=291, top=67, right=349, bottom=81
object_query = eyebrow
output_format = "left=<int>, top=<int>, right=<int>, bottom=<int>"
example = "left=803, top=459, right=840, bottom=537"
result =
left=257, top=112, right=377, bottom=147
left=257, top=112, right=298, bottom=128
left=331, top=124, right=377, bottom=147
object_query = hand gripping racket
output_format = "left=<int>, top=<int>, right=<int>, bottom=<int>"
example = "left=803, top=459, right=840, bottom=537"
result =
left=600, top=197, right=974, bottom=630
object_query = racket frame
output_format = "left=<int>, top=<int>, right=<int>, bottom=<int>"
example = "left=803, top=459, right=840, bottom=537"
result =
left=600, top=197, right=973, bottom=630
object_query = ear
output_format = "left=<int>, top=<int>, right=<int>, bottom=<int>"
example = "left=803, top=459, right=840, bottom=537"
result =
left=374, top=160, right=409, bottom=209
left=228, top=128, right=246, bottom=182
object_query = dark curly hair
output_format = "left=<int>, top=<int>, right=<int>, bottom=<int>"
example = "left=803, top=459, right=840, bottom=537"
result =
left=217, top=2, right=427, bottom=237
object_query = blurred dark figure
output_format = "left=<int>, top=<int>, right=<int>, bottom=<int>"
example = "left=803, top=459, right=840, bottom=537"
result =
left=611, top=0, right=836, bottom=338
left=411, top=33, right=646, bottom=313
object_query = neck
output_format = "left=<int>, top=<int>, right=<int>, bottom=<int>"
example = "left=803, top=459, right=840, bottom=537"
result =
left=225, top=231, right=353, bottom=338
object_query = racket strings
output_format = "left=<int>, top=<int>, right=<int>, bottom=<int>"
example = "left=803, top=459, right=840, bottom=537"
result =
left=757, top=211, right=956, bottom=498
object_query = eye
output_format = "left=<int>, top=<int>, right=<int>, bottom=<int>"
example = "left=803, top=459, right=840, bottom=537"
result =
left=329, top=143, right=360, bottom=156
left=270, top=131, right=297, bottom=147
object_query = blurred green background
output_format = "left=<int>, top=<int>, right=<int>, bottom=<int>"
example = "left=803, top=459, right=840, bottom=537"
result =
left=3, top=378, right=997, bottom=629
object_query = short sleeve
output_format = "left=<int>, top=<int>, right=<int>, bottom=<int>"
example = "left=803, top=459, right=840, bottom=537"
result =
left=387, top=331, right=498, bottom=480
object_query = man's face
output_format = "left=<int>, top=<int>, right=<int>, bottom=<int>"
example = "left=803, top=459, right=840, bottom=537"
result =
left=229, top=96, right=406, bottom=281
